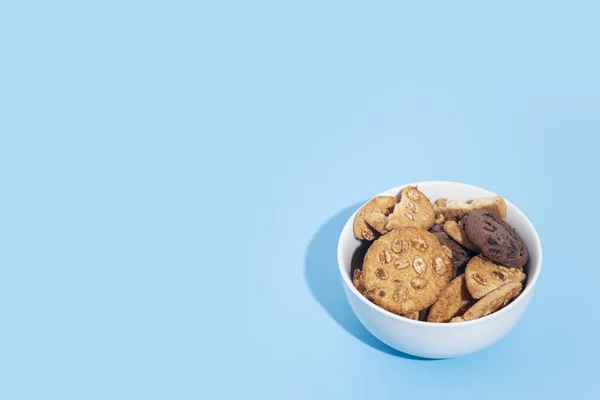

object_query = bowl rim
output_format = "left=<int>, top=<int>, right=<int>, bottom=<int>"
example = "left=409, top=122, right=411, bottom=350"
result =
left=337, top=181, right=543, bottom=327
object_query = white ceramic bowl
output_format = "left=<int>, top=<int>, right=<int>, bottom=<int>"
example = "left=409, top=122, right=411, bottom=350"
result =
left=337, top=182, right=542, bottom=358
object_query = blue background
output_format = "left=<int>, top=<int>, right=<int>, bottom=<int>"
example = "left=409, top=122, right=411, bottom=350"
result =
left=1, top=1, right=599, bottom=398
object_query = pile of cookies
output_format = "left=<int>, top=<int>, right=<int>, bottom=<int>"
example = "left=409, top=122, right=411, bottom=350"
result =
left=352, top=186, right=529, bottom=323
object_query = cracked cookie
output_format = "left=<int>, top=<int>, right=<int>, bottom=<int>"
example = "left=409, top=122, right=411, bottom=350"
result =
left=386, top=186, right=435, bottom=231
left=434, top=195, right=507, bottom=221
left=353, top=196, right=398, bottom=240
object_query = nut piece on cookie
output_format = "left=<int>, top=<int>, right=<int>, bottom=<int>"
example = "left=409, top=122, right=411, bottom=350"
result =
left=462, top=281, right=523, bottom=321
left=427, top=274, right=475, bottom=323
left=450, top=316, right=465, bottom=323
left=465, top=255, right=526, bottom=299
left=361, top=227, right=452, bottom=315
left=433, top=195, right=507, bottom=221
left=443, top=220, right=479, bottom=251
left=462, top=210, right=529, bottom=269
left=386, top=186, right=435, bottom=231
left=353, top=196, right=398, bottom=240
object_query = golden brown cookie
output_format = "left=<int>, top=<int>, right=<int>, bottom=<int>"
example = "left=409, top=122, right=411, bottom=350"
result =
left=402, top=311, right=420, bottom=320
left=352, top=269, right=367, bottom=295
left=450, top=316, right=465, bottom=323
left=462, top=281, right=522, bottom=321
left=434, top=195, right=507, bottom=221
left=363, top=211, right=390, bottom=235
left=362, top=227, right=452, bottom=315
left=465, top=256, right=526, bottom=299
left=353, top=196, right=398, bottom=240
left=386, top=186, right=435, bottom=231
left=443, top=220, right=478, bottom=251
left=427, top=274, right=475, bottom=322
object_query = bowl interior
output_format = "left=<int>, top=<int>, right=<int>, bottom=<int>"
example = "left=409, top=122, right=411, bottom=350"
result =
left=337, top=181, right=542, bottom=323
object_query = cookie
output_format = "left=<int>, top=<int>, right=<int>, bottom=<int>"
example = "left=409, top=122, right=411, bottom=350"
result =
left=462, top=210, right=529, bottom=269
left=352, top=269, right=367, bottom=295
left=362, top=227, right=453, bottom=315
left=434, top=195, right=507, bottom=221
left=450, top=316, right=465, bottom=323
left=462, top=281, right=523, bottom=321
left=427, top=274, right=475, bottom=322
left=431, top=231, right=472, bottom=276
left=353, top=196, right=398, bottom=240
left=443, top=220, right=478, bottom=251
left=386, top=186, right=435, bottom=231
left=465, top=256, right=527, bottom=299
left=363, top=211, right=390, bottom=235
left=402, top=311, right=420, bottom=320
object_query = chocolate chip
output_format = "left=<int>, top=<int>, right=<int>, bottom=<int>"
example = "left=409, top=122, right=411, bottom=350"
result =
left=483, top=221, right=497, bottom=232
left=487, top=238, right=498, bottom=245
left=510, top=242, right=518, bottom=251
left=489, top=248, right=501, bottom=255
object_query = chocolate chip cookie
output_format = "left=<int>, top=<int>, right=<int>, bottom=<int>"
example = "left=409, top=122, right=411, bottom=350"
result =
left=462, top=210, right=528, bottom=269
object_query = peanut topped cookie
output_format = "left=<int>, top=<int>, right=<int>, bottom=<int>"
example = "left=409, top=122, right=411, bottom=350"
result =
left=386, top=186, right=435, bottom=232
left=427, top=274, right=474, bottom=322
left=465, top=256, right=526, bottom=299
left=462, top=210, right=529, bottom=269
left=362, top=227, right=452, bottom=315
left=462, top=281, right=523, bottom=321
left=353, top=196, right=398, bottom=240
